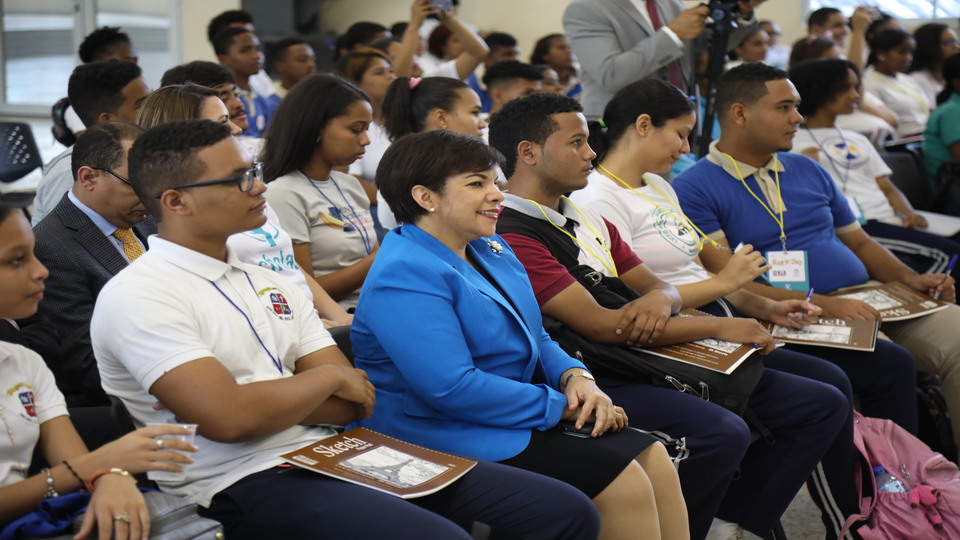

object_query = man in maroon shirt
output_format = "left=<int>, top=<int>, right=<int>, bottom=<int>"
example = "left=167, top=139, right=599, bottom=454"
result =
left=490, top=92, right=846, bottom=540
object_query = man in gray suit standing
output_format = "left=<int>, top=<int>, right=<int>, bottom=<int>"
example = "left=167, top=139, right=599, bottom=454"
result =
left=32, top=121, right=148, bottom=407
left=563, top=0, right=766, bottom=119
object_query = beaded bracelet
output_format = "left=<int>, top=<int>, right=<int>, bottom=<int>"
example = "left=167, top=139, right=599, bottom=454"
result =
left=42, top=468, right=59, bottom=498
left=62, top=460, right=84, bottom=486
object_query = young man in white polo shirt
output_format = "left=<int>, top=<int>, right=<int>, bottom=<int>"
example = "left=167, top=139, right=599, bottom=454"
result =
left=90, top=119, right=600, bottom=540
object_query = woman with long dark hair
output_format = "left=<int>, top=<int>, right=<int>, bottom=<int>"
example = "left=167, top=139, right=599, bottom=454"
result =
left=908, top=23, right=960, bottom=108
left=262, top=74, right=378, bottom=310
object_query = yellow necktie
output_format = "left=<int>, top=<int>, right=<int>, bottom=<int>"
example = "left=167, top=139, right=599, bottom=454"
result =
left=112, top=228, right=144, bottom=261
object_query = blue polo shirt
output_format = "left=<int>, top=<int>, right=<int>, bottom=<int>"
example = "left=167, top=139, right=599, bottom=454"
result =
left=672, top=148, right=869, bottom=293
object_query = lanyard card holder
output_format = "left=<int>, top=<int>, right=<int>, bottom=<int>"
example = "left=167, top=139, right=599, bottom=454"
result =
left=766, top=250, right=810, bottom=291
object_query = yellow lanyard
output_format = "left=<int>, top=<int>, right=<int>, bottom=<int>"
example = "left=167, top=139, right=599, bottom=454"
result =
left=721, top=152, right=788, bottom=251
left=530, top=197, right=619, bottom=277
left=597, top=164, right=719, bottom=251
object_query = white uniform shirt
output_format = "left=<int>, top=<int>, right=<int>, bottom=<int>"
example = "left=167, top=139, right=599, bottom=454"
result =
left=908, top=70, right=942, bottom=112
left=265, top=170, right=377, bottom=309
left=864, top=68, right=931, bottom=137
left=571, top=170, right=710, bottom=285
left=792, top=128, right=896, bottom=223
left=0, top=342, right=68, bottom=486
left=91, top=236, right=336, bottom=506
left=228, top=202, right=313, bottom=303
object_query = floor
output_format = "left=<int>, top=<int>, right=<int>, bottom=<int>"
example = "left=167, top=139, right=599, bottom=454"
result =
left=781, top=488, right=827, bottom=540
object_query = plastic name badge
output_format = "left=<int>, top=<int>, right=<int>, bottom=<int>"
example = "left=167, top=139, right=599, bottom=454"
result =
left=766, top=250, right=810, bottom=291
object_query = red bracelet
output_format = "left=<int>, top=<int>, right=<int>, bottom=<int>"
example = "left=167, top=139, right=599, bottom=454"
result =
left=84, top=468, right=132, bottom=493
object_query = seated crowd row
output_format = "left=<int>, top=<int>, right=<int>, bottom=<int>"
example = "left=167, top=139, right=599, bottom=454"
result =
left=3, top=3, right=960, bottom=540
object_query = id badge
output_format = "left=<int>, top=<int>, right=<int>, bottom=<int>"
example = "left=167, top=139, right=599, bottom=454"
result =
left=845, top=195, right=867, bottom=225
left=766, top=250, right=810, bottom=291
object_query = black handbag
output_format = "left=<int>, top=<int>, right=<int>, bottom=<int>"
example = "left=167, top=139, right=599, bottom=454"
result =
left=542, top=264, right=763, bottom=416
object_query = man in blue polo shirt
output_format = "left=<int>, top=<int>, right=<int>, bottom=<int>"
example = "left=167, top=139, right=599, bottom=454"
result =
left=673, top=62, right=960, bottom=448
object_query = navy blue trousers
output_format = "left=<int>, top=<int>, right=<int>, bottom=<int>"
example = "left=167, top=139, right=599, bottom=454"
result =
left=198, top=461, right=600, bottom=540
left=605, top=366, right=846, bottom=539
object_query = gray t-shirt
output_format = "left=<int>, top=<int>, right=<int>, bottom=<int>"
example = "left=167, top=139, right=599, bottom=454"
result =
left=265, top=170, right=377, bottom=309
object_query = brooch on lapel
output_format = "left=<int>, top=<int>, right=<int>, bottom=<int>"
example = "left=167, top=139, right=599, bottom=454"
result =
left=487, top=239, right=504, bottom=254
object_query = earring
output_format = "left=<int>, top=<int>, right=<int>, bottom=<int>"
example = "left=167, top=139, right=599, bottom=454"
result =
left=878, top=56, right=886, bottom=62
left=428, top=208, right=436, bottom=213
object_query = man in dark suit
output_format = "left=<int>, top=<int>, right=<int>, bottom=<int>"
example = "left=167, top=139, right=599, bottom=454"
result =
left=32, top=121, right=148, bottom=407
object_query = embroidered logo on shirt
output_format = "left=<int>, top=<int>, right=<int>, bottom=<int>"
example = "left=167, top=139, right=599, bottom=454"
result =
left=7, top=383, right=36, bottom=417
left=256, top=286, right=295, bottom=321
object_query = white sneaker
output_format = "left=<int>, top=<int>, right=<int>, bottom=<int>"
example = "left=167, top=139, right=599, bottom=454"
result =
left=706, top=519, right=743, bottom=540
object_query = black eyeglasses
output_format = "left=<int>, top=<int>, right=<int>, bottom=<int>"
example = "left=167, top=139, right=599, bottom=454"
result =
left=153, top=163, right=264, bottom=198
left=93, top=167, right=133, bottom=187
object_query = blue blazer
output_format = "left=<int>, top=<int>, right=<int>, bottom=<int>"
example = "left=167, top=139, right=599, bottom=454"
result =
left=352, top=224, right=585, bottom=461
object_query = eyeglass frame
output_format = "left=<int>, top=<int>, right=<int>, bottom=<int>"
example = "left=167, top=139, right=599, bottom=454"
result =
left=93, top=167, right=133, bottom=187
left=153, top=162, right=264, bottom=199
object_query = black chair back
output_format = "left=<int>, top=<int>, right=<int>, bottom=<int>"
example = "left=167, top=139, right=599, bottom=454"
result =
left=880, top=151, right=931, bottom=211
left=0, top=122, right=41, bottom=183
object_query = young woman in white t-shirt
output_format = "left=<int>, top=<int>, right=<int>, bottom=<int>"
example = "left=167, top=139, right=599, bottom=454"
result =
left=864, top=29, right=930, bottom=137
left=571, top=78, right=919, bottom=539
left=262, top=75, right=380, bottom=310
left=0, top=205, right=196, bottom=539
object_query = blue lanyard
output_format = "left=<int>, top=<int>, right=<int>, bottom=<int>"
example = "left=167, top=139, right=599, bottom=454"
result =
left=299, top=170, right=373, bottom=255
left=209, top=272, right=283, bottom=373
left=804, top=126, right=851, bottom=193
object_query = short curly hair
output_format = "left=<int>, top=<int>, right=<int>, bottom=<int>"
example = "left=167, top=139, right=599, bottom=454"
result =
left=488, top=93, right=582, bottom=179
left=68, top=59, right=143, bottom=128
left=128, top=120, right=233, bottom=220
left=78, top=26, right=132, bottom=63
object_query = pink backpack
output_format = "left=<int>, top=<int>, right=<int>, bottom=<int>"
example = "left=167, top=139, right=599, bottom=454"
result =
left=840, top=412, right=960, bottom=539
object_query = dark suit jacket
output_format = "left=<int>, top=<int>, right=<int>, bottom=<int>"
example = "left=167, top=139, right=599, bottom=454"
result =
left=31, top=194, right=148, bottom=407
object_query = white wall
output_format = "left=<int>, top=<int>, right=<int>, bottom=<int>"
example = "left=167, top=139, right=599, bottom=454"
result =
left=179, top=0, right=240, bottom=62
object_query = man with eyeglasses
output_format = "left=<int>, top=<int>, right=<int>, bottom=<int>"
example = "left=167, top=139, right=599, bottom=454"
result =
left=32, top=121, right=147, bottom=410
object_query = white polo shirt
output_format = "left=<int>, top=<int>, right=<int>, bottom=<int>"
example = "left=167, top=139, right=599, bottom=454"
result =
left=0, top=342, right=68, bottom=487
left=91, top=236, right=337, bottom=507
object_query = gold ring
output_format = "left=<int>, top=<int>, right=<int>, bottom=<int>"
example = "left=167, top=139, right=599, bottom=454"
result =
left=156, top=438, right=165, bottom=450
left=114, top=514, right=132, bottom=523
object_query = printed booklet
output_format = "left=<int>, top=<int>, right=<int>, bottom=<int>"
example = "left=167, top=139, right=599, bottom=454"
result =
left=281, top=427, right=477, bottom=499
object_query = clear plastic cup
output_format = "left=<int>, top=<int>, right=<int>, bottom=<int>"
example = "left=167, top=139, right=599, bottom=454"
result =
left=145, top=423, right=197, bottom=482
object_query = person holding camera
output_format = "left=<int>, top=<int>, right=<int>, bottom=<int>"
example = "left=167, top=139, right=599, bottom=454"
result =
left=562, top=0, right=766, bottom=120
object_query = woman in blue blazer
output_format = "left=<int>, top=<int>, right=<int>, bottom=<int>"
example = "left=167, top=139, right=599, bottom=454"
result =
left=352, top=130, right=689, bottom=539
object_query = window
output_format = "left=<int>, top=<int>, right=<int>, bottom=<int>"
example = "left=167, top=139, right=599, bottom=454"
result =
left=0, top=0, right=178, bottom=116
left=808, top=0, right=960, bottom=19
